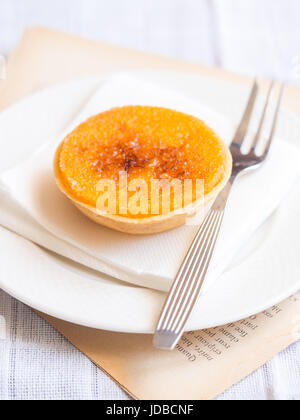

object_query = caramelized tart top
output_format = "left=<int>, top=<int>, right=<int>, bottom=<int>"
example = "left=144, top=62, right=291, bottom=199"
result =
left=57, top=106, right=230, bottom=218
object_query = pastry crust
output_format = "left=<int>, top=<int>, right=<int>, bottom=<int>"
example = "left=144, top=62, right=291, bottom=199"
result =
left=54, top=106, right=232, bottom=234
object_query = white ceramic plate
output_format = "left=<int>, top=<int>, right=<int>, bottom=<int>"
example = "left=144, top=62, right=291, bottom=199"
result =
left=0, top=71, right=300, bottom=333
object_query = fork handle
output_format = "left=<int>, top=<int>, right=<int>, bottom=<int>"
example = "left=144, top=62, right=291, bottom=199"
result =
left=153, top=180, right=233, bottom=350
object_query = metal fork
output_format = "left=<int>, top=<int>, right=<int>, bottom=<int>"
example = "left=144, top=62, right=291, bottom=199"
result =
left=153, top=80, right=285, bottom=350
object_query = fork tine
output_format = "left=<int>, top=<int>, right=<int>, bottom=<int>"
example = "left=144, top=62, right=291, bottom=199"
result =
left=250, top=81, right=275, bottom=152
left=262, top=83, right=285, bottom=158
left=231, top=79, right=259, bottom=146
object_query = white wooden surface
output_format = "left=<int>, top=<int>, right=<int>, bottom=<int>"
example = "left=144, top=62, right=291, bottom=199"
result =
left=0, top=0, right=300, bottom=83
left=0, top=0, right=299, bottom=400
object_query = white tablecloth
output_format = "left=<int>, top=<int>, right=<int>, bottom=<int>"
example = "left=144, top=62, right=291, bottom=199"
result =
left=0, top=0, right=299, bottom=400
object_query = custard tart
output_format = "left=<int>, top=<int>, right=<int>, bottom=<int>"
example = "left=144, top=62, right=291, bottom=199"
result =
left=54, top=106, right=232, bottom=234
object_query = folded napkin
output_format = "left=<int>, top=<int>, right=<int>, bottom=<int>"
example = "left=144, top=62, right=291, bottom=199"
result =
left=1, top=74, right=300, bottom=293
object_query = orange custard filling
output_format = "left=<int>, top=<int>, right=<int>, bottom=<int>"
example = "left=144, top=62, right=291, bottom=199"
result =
left=57, top=106, right=228, bottom=218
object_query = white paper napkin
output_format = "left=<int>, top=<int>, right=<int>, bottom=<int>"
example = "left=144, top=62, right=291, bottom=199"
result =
left=1, top=74, right=300, bottom=293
